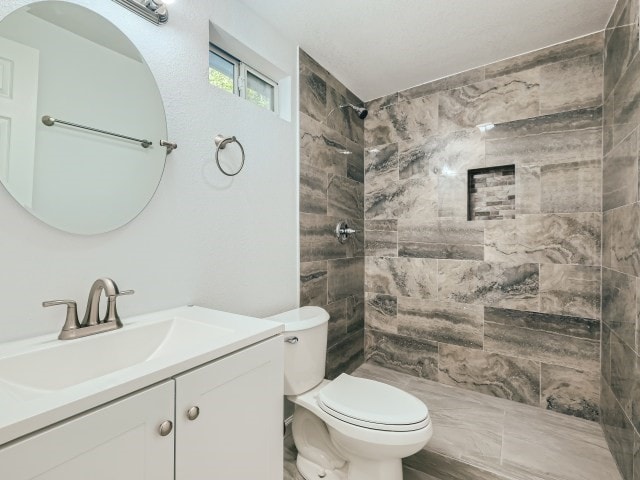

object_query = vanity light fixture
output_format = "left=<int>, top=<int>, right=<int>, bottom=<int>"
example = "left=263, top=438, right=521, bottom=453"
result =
left=112, top=0, right=169, bottom=25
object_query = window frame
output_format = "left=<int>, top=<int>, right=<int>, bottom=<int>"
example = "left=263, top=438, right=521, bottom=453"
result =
left=209, top=43, right=279, bottom=114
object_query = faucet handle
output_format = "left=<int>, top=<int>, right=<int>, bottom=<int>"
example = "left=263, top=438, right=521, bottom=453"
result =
left=105, top=289, right=134, bottom=327
left=43, top=300, right=80, bottom=340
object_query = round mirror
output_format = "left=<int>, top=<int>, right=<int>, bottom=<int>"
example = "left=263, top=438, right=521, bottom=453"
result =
left=0, top=1, right=168, bottom=234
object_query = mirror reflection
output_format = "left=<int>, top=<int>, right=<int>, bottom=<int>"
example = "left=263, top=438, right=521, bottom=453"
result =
left=0, top=1, right=168, bottom=234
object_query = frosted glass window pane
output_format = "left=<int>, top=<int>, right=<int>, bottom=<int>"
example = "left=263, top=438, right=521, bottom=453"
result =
left=209, top=51, right=235, bottom=93
left=246, top=71, right=274, bottom=111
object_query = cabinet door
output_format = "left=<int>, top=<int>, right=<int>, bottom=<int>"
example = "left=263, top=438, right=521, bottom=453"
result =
left=0, top=381, right=175, bottom=480
left=175, top=336, right=283, bottom=480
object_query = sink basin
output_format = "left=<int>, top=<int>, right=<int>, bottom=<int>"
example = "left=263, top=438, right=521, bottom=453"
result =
left=0, top=317, right=233, bottom=392
left=0, top=305, right=283, bottom=446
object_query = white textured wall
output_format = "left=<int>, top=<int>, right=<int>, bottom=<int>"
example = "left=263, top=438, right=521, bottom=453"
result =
left=0, top=0, right=299, bottom=342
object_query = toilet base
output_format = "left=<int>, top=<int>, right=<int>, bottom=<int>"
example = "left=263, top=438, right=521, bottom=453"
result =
left=296, top=455, right=347, bottom=480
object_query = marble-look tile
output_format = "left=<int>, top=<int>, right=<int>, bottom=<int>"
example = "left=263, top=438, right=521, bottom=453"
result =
left=346, top=294, right=364, bottom=333
left=407, top=450, right=512, bottom=480
left=327, top=257, right=364, bottom=303
left=604, top=90, right=615, bottom=156
left=601, top=382, right=635, bottom=480
left=350, top=362, right=623, bottom=480
left=326, top=328, right=364, bottom=380
left=365, top=175, right=438, bottom=221
left=398, top=218, right=484, bottom=245
left=399, top=242, right=484, bottom=261
left=603, top=131, right=638, bottom=211
left=403, top=466, right=438, bottom=480
left=539, top=264, right=601, bottom=319
left=607, top=203, right=640, bottom=276
left=438, top=260, right=539, bottom=311
left=637, top=278, right=640, bottom=353
left=300, top=162, right=327, bottom=215
left=541, top=363, right=600, bottom=420
left=484, top=213, right=601, bottom=266
left=539, top=53, right=603, bottom=115
left=604, top=210, right=613, bottom=268
left=299, top=260, right=327, bottom=307
left=486, top=106, right=602, bottom=140
left=365, top=95, right=438, bottom=146
left=326, top=87, right=364, bottom=145
left=485, top=306, right=600, bottom=340
left=634, top=431, right=640, bottom=480
left=365, top=292, right=397, bottom=333
left=299, top=64, right=326, bottom=123
left=300, top=112, right=350, bottom=177
left=366, top=93, right=398, bottom=111
left=603, top=321, right=612, bottom=384
left=325, top=298, right=348, bottom=348
left=346, top=147, right=364, bottom=184
left=351, top=361, right=412, bottom=389
left=439, top=70, right=540, bottom=134
left=613, top=53, right=640, bottom=150
left=484, top=308, right=600, bottom=372
left=365, top=328, right=439, bottom=380
left=300, top=213, right=349, bottom=262
left=610, top=333, right=637, bottom=418
left=602, top=267, right=637, bottom=348
left=485, top=127, right=602, bottom=167
left=364, top=230, right=397, bottom=257
left=399, top=67, right=485, bottom=101
left=397, top=298, right=483, bottom=349
left=438, top=344, right=540, bottom=406
left=364, top=219, right=397, bottom=231
left=437, top=174, right=467, bottom=218
left=501, top=407, right=622, bottom=480
left=365, top=257, right=437, bottom=299
left=300, top=49, right=363, bottom=107
left=365, top=143, right=398, bottom=194
left=399, top=128, right=484, bottom=179
left=605, top=20, right=640, bottom=101
left=515, top=165, right=541, bottom=214
left=485, top=32, right=604, bottom=79
left=607, top=0, right=638, bottom=30
left=540, top=159, right=602, bottom=213
left=327, top=174, right=363, bottom=219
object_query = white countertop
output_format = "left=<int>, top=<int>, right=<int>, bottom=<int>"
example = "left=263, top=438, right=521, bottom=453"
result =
left=0, top=306, right=283, bottom=446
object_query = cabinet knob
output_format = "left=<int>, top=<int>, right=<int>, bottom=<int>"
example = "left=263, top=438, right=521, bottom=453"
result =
left=187, top=406, right=200, bottom=421
left=159, top=420, right=173, bottom=436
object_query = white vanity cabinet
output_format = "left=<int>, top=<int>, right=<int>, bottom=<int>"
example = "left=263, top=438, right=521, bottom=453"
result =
left=0, top=335, right=283, bottom=480
left=175, top=334, right=283, bottom=479
left=0, top=381, right=176, bottom=480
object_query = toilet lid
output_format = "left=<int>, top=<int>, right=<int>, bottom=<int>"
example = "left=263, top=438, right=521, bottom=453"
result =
left=317, top=374, right=429, bottom=432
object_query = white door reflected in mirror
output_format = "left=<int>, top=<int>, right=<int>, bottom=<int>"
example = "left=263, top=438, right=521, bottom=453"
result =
left=0, top=1, right=168, bottom=235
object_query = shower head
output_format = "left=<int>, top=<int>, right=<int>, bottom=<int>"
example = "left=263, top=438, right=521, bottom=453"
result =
left=340, top=103, right=368, bottom=120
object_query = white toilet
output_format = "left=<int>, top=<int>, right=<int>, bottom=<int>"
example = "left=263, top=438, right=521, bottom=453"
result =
left=269, top=306, right=433, bottom=480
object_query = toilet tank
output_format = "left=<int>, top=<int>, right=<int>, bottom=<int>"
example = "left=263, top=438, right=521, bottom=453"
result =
left=267, top=306, right=329, bottom=395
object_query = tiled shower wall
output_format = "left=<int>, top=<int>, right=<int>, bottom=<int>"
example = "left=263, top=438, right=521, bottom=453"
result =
left=364, top=33, right=605, bottom=421
left=298, top=50, right=366, bottom=379
left=601, top=0, right=640, bottom=478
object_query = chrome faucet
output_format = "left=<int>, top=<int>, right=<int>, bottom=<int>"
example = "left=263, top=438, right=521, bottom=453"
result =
left=43, top=278, right=134, bottom=340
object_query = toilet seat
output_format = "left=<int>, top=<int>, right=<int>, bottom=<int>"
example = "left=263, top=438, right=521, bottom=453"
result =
left=316, top=374, right=430, bottom=432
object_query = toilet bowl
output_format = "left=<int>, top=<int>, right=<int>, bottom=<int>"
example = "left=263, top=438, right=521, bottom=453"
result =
left=268, top=306, right=433, bottom=480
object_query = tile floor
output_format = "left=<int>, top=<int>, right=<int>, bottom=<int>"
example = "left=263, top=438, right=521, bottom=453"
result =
left=284, top=362, right=622, bottom=480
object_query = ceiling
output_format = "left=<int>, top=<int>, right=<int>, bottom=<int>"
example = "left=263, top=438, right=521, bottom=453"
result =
left=239, top=0, right=617, bottom=101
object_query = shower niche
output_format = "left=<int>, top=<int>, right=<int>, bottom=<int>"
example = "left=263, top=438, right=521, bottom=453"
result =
left=467, top=165, right=515, bottom=221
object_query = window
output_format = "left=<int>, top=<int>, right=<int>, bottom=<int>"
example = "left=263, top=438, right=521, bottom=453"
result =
left=208, top=44, right=278, bottom=113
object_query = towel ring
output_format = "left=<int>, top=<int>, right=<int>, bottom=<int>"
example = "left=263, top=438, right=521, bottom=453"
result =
left=214, top=134, right=245, bottom=176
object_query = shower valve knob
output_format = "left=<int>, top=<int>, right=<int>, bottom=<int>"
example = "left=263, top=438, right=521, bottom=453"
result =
left=336, top=220, right=358, bottom=244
